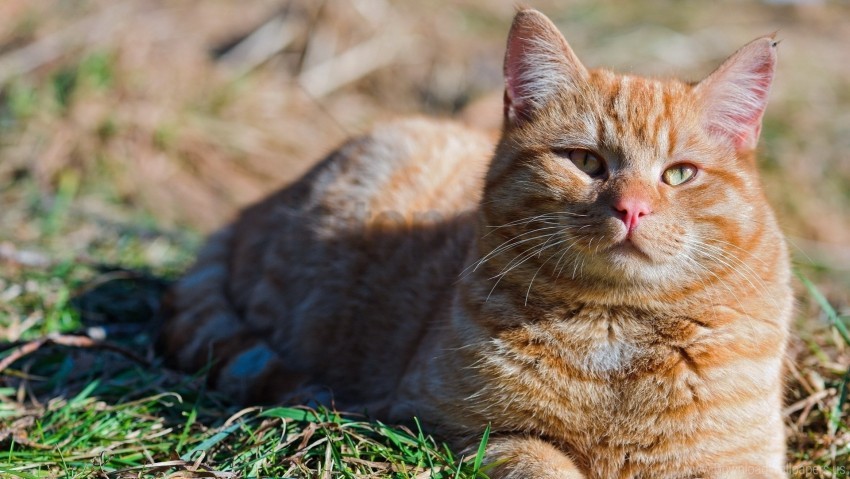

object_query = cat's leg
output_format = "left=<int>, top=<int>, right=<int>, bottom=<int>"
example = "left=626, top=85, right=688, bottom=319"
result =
left=206, top=331, right=310, bottom=404
left=158, top=227, right=308, bottom=404
left=160, top=295, right=309, bottom=404
left=482, top=436, right=585, bottom=479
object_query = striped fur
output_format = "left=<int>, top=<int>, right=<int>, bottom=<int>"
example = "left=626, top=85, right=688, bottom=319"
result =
left=160, top=9, right=792, bottom=479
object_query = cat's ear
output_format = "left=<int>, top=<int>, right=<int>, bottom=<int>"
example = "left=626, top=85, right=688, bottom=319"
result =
left=694, top=35, right=778, bottom=152
left=503, top=9, right=588, bottom=124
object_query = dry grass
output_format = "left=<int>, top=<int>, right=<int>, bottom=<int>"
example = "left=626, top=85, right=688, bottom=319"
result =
left=0, top=0, right=849, bottom=477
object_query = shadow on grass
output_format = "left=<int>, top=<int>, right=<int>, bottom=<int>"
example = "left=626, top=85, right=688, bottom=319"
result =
left=0, top=266, right=481, bottom=478
left=0, top=263, right=220, bottom=405
left=71, top=267, right=171, bottom=340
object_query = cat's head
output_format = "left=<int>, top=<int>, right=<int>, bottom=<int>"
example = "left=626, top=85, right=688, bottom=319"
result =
left=477, top=9, right=784, bottom=302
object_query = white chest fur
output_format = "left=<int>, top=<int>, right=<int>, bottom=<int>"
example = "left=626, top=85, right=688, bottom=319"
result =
left=582, top=339, right=639, bottom=374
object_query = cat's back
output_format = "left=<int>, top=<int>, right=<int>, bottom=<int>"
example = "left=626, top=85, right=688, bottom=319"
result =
left=226, top=117, right=494, bottom=303
left=161, top=117, right=494, bottom=404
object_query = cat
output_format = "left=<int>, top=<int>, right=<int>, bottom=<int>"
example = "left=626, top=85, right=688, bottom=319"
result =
left=159, top=9, right=792, bottom=479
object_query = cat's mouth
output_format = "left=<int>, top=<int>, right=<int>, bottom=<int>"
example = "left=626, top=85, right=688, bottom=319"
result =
left=599, top=221, right=653, bottom=259
left=608, top=238, right=652, bottom=261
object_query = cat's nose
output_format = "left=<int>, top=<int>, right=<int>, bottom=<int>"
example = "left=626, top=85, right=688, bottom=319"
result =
left=613, top=197, right=652, bottom=233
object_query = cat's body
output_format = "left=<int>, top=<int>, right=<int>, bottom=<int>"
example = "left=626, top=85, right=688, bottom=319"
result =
left=163, top=118, right=493, bottom=406
left=160, top=10, right=792, bottom=479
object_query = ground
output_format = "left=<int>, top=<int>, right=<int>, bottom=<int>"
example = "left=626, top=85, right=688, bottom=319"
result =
left=0, top=0, right=848, bottom=477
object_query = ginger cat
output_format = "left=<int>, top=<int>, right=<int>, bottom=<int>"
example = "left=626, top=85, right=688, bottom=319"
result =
left=160, top=9, right=792, bottom=478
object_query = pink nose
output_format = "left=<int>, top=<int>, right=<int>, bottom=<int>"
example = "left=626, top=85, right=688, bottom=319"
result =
left=614, top=197, right=652, bottom=233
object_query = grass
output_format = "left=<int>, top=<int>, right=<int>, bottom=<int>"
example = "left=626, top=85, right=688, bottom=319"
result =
left=0, top=235, right=491, bottom=478
left=1, top=387, right=486, bottom=477
left=0, top=167, right=491, bottom=478
left=1, top=0, right=850, bottom=478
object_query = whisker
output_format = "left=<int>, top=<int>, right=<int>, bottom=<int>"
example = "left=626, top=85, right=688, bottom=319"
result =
left=686, top=251, right=765, bottom=343
left=688, top=241, right=782, bottom=314
left=689, top=243, right=768, bottom=295
left=493, top=238, right=566, bottom=279
left=462, top=229, right=561, bottom=276
left=676, top=251, right=727, bottom=327
left=553, top=242, right=578, bottom=279
left=484, top=211, right=588, bottom=235
left=705, top=238, right=771, bottom=268
left=524, top=238, right=574, bottom=305
left=464, top=223, right=586, bottom=277
left=485, top=236, right=570, bottom=301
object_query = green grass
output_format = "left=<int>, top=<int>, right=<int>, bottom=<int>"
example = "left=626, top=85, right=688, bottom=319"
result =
left=2, top=395, right=487, bottom=477
left=0, top=260, right=491, bottom=479
left=2, top=390, right=484, bottom=478
left=0, top=205, right=491, bottom=478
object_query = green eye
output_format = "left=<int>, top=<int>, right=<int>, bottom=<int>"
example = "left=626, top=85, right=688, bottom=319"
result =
left=662, top=164, right=698, bottom=186
left=559, top=148, right=606, bottom=177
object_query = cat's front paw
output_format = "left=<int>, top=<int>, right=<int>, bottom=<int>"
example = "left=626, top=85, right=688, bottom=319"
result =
left=481, top=436, right=585, bottom=479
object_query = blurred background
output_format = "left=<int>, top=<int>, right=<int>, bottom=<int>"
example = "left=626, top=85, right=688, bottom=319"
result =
left=0, top=1, right=847, bottom=324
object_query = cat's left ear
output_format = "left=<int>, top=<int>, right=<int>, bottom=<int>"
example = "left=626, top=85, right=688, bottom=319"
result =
left=694, top=35, right=778, bottom=152
left=503, top=9, right=588, bottom=125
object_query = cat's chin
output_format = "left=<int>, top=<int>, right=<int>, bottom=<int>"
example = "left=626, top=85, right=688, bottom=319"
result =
left=584, top=256, right=678, bottom=290
left=608, top=240, right=652, bottom=261
left=601, top=243, right=659, bottom=281
left=580, top=238, right=683, bottom=287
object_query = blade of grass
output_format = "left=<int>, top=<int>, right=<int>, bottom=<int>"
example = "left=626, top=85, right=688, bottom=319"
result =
left=829, top=364, right=850, bottom=437
left=472, top=423, right=490, bottom=475
left=415, top=417, right=436, bottom=472
left=0, top=467, right=43, bottom=479
left=180, top=422, right=240, bottom=462
left=67, top=379, right=99, bottom=406
left=797, top=271, right=850, bottom=347
left=176, top=406, right=198, bottom=454
left=260, top=406, right=314, bottom=422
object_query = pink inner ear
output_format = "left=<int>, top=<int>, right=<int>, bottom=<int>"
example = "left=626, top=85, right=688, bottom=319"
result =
left=700, top=37, right=777, bottom=152
left=715, top=61, right=772, bottom=149
left=502, top=10, right=588, bottom=124
left=504, top=33, right=535, bottom=121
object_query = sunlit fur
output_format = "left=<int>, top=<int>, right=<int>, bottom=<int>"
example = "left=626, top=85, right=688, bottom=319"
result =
left=160, top=9, right=792, bottom=479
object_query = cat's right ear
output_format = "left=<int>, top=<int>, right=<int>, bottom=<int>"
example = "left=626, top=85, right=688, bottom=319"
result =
left=694, top=35, right=778, bottom=152
left=503, top=9, right=588, bottom=125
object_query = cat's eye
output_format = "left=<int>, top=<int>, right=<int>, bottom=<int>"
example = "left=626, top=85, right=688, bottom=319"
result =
left=662, top=164, right=698, bottom=186
left=558, top=148, right=606, bottom=177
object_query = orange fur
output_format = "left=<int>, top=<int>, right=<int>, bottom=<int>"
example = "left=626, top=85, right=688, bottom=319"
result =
left=160, top=9, right=792, bottom=478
